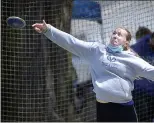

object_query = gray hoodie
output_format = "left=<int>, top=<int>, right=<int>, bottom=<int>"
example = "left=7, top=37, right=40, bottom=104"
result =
left=43, top=25, right=154, bottom=103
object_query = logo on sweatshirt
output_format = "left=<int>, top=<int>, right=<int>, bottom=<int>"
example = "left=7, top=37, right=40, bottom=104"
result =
left=107, top=55, right=116, bottom=62
left=100, top=55, right=118, bottom=71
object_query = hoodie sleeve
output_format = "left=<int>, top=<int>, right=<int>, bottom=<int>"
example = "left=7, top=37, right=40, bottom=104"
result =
left=43, top=24, right=99, bottom=61
left=134, top=57, right=154, bottom=81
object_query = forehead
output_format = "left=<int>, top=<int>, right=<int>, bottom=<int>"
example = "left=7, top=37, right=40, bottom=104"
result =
left=115, top=28, right=128, bottom=35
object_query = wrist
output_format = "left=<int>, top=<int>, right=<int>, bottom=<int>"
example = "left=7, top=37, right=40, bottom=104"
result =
left=42, top=24, right=50, bottom=33
left=42, top=27, right=48, bottom=33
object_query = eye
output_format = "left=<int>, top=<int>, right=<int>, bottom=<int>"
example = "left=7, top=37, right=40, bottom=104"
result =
left=113, top=32, right=116, bottom=35
left=118, top=32, right=122, bottom=36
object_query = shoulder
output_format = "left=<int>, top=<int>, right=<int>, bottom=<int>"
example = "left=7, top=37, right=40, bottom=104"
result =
left=88, top=42, right=106, bottom=54
left=137, top=34, right=151, bottom=42
left=131, top=34, right=151, bottom=47
left=121, top=50, right=150, bottom=68
left=97, top=43, right=106, bottom=52
left=122, top=49, right=138, bottom=56
left=131, top=34, right=151, bottom=48
left=88, top=42, right=105, bottom=49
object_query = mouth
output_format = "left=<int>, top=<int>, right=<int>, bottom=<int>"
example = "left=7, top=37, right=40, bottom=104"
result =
left=110, top=39, right=119, bottom=46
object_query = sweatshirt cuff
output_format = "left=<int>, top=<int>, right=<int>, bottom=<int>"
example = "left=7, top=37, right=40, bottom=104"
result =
left=43, top=24, right=51, bottom=34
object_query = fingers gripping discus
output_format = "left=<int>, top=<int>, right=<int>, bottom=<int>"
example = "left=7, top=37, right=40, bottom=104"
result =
left=6, top=16, right=26, bottom=29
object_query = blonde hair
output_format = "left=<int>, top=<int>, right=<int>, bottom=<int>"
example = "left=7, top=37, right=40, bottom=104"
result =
left=118, top=27, right=132, bottom=42
left=116, top=27, right=132, bottom=51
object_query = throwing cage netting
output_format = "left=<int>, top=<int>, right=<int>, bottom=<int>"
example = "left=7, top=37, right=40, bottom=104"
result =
left=1, top=0, right=154, bottom=122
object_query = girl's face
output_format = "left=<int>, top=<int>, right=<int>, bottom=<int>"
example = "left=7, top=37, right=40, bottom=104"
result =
left=110, top=28, right=128, bottom=46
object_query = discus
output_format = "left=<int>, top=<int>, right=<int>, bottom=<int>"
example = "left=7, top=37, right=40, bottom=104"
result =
left=6, top=16, right=26, bottom=29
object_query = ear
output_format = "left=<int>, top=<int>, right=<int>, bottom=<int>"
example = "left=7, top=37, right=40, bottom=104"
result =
left=123, top=41, right=130, bottom=50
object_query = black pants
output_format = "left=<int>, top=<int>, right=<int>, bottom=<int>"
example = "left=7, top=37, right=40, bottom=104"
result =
left=97, top=101, right=138, bottom=122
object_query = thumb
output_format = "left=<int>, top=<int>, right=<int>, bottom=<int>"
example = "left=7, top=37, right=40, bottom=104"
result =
left=43, top=20, right=47, bottom=28
left=42, top=20, right=48, bottom=33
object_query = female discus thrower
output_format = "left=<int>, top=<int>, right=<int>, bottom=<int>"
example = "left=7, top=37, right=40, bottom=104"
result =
left=32, top=20, right=154, bottom=122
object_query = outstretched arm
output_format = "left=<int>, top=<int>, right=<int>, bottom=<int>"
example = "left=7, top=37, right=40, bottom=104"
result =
left=32, top=20, right=99, bottom=61
left=135, top=57, right=154, bottom=81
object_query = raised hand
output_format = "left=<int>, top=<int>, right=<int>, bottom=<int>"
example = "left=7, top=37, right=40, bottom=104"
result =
left=32, top=20, right=48, bottom=33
